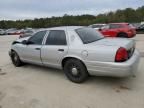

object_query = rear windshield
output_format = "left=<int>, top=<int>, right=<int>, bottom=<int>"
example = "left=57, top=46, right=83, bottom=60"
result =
left=75, top=28, right=104, bottom=44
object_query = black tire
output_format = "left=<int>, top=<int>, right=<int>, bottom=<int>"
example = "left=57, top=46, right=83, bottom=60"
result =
left=117, top=33, right=128, bottom=38
left=11, top=51, right=23, bottom=67
left=64, top=59, right=88, bottom=83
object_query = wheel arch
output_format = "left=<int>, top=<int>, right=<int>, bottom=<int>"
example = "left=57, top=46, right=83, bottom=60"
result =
left=11, top=49, right=16, bottom=52
left=10, top=49, right=21, bottom=60
left=61, top=56, right=87, bottom=71
left=11, top=45, right=19, bottom=53
left=11, top=49, right=19, bottom=55
left=117, top=32, right=128, bottom=37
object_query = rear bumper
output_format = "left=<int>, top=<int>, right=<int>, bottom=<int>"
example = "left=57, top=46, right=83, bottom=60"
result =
left=127, top=31, right=136, bottom=38
left=85, top=50, right=140, bottom=77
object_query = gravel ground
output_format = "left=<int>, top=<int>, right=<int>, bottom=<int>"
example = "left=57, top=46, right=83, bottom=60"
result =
left=0, top=34, right=144, bottom=108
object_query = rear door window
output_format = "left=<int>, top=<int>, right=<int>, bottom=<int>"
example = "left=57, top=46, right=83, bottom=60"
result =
left=109, top=24, right=123, bottom=29
left=46, top=30, right=67, bottom=45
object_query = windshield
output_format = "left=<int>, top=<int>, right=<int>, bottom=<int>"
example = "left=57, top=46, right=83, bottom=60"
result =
left=75, top=27, right=104, bottom=44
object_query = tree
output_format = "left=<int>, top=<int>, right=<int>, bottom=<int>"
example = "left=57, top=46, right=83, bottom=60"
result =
left=0, top=6, right=144, bottom=29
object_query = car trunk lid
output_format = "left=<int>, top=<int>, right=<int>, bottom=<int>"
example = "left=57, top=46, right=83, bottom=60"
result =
left=89, top=38, right=135, bottom=59
left=91, top=38, right=135, bottom=49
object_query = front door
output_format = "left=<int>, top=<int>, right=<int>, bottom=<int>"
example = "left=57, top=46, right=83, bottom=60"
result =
left=20, top=30, right=47, bottom=64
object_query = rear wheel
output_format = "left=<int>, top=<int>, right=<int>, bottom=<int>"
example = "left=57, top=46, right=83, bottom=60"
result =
left=11, top=51, right=23, bottom=67
left=117, top=33, right=128, bottom=38
left=64, top=59, right=88, bottom=83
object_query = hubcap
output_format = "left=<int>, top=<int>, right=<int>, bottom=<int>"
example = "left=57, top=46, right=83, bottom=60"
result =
left=71, top=67, right=78, bottom=76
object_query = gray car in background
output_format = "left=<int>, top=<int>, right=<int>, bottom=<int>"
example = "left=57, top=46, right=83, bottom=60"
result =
left=9, top=26, right=140, bottom=83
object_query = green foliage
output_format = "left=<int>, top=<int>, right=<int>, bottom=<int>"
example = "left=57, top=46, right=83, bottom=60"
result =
left=0, top=6, right=144, bottom=29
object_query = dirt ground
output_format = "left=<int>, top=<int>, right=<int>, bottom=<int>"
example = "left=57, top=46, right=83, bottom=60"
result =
left=0, top=34, right=144, bottom=108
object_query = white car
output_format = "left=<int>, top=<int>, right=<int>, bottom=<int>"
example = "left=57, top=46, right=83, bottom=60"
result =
left=88, top=24, right=106, bottom=30
left=0, top=29, right=5, bottom=35
left=9, top=26, right=140, bottom=83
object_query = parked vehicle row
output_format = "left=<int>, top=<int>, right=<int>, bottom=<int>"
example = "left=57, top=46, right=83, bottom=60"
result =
left=9, top=26, right=140, bottom=83
left=1, top=22, right=143, bottom=37
left=130, top=22, right=144, bottom=33
left=0, top=28, right=35, bottom=36
left=136, top=24, right=144, bottom=33
left=0, top=29, right=5, bottom=35
left=6, top=28, right=20, bottom=35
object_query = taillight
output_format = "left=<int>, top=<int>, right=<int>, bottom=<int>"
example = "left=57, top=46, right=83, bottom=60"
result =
left=115, top=47, right=128, bottom=62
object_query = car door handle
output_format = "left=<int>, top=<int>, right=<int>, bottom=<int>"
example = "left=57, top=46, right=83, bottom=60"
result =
left=35, top=48, right=40, bottom=50
left=58, top=49, right=64, bottom=52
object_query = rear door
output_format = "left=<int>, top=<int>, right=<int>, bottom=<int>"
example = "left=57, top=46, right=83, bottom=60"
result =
left=41, top=30, right=68, bottom=68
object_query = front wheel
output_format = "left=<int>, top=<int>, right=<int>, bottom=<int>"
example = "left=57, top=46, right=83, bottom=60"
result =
left=11, top=51, right=23, bottom=67
left=64, top=59, right=88, bottom=83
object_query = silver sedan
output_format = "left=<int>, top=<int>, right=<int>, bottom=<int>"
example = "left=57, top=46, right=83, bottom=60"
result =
left=9, top=26, right=140, bottom=83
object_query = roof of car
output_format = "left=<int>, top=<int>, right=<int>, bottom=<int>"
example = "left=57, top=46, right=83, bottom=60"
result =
left=41, top=26, right=84, bottom=31
left=90, top=24, right=106, bottom=25
left=109, top=23, right=129, bottom=25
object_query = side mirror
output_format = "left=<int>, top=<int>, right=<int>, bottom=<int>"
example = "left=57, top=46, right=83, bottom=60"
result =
left=25, top=40, right=34, bottom=45
left=22, top=40, right=34, bottom=45
left=22, top=40, right=27, bottom=45
left=99, top=28, right=102, bottom=31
